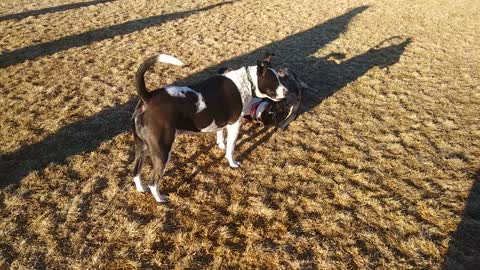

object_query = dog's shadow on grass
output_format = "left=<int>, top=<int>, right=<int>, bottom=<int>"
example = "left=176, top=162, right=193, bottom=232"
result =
left=266, top=34, right=412, bottom=116
left=442, top=169, right=480, bottom=269
left=1, top=5, right=411, bottom=190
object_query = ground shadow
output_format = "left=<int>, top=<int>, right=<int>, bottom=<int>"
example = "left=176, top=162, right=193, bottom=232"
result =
left=443, top=169, right=480, bottom=270
left=296, top=36, right=412, bottom=114
left=0, top=1, right=232, bottom=68
left=160, top=123, right=276, bottom=195
left=0, top=0, right=115, bottom=22
left=1, top=5, right=410, bottom=189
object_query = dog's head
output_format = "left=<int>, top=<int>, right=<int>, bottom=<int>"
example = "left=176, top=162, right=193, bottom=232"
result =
left=257, top=100, right=289, bottom=127
left=254, top=53, right=288, bottom=101
left=277, top=68, right=301, bottom=100
left=258, top=67, right=304, bottom=129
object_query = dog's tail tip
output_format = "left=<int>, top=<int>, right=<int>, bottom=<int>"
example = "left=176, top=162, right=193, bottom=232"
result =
left=157, top=54, right=185, bottom=66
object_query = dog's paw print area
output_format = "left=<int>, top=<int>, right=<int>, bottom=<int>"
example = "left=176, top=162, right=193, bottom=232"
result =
left=1, top=0, right=479, bottom=269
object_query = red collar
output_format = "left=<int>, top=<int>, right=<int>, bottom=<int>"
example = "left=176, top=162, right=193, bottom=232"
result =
left=249, top=100, right=271, bottom=122
left=250, top=101, right=262, bottom=121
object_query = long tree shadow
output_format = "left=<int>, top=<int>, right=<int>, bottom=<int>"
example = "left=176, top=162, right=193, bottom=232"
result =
left=0, top=1, right=232, bottom=68
left=1, top=5, right=410, bottom=189
left=443, top=169, right=480, bottom=270
left=0, top=0, right=115, bottom=22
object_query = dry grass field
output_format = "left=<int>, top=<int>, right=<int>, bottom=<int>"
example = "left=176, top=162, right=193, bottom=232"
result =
left=1, top=0, right=479, bottom=269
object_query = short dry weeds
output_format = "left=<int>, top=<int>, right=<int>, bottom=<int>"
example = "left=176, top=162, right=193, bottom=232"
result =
left=1, top=0, right=479, bottom=269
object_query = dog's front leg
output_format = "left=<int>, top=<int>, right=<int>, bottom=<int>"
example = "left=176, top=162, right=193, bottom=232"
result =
left=216, top=129, right=226, bottom=149
left=225, top=120, right=241, bottom=168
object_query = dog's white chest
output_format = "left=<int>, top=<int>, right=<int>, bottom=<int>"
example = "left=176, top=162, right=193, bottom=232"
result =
left=223, top=68, right=254, bottom=114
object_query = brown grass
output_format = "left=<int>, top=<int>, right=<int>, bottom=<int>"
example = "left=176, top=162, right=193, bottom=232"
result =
left=1, top=0, right=479, bottom=269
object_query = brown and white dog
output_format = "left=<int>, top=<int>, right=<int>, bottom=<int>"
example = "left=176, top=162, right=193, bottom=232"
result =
left=132, top=53, right=288, bottom=202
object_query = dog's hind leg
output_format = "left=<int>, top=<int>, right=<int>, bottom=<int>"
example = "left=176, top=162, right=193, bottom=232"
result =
left=133, top=132, right=149, bottom=192
left=147, top=128, right=175, bottom=203
left=132, top=107, right=149, bottom=192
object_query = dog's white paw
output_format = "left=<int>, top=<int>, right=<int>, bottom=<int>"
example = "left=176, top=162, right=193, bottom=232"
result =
left=155, top=195, right=169, bottom=203
left=228, top=160, right=241, bottom=168
left=148, top=185, right=168, bottom=203
left=136, top=184, right=149, bottom=193
left=218, top=142, right=226, bottom=150
left=133, top=176, right=148, bottom=192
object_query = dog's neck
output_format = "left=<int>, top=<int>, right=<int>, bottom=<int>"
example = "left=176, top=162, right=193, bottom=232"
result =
left=223, top=66, right=260, bottom=109
left=244, top=66, right=260, bottom=98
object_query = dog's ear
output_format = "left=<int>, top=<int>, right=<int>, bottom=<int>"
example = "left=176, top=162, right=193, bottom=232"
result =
left=277, top=67, right=289, bottom=78
left=257, top=60, right=268, bottom=77
left=262, top=52, right=275, bottom=65
left=257, top=52, right=275, bottom=77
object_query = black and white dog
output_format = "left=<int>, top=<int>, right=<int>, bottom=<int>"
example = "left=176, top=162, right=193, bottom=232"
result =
left=132, top=53, right=288, bottom=202
left=223, top=67, right=305, bottom=130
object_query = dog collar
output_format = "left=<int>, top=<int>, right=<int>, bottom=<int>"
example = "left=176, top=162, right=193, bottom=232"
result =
left=249, top=100, right=271, bottom=122
left=245, top=66, right=256, bottom=98
left=250, top=101, right=262, bottom=121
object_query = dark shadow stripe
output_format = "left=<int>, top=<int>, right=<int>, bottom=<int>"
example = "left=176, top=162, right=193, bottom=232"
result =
left=0, top=1, right=233, bottom=68
left=0, top=0, right=115, bottom=22
left=442, top=169, right=480, bottom=270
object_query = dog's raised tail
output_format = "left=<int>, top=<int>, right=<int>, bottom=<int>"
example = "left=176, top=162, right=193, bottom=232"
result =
left=135, top=54, right=185, bottom=102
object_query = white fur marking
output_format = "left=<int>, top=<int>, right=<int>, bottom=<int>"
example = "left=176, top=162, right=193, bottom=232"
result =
left=165, top=86, right=188, bottom=98
left=201, top=121, right=221, bottom=132
left=196, top=93, right=207, bottom=113
left=225, top=121, right=241, bottom=168
left=271, top=68, right=288, bottom=100
left=157, top=54, right=185, bottom=66
left=217, top=129, right=226, bottom=150
left=223, top=67, right=255, bottom=109
left=148, top=184, right=168, bottom=203
left=165, top=86, right=206, bottom=113
left=133, top=175, right=148, bottom=192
